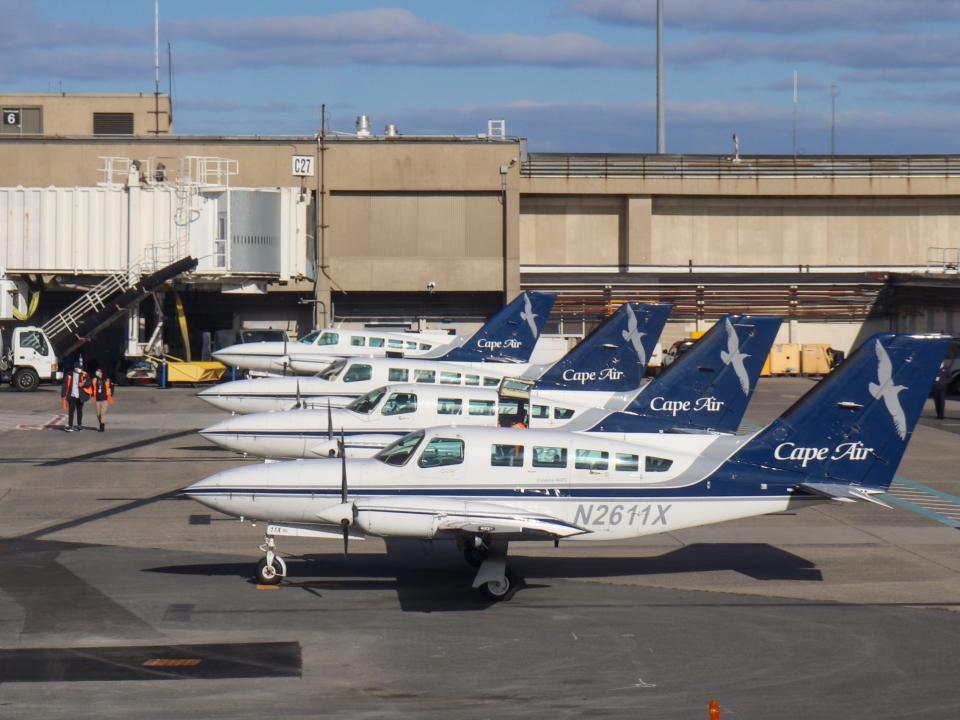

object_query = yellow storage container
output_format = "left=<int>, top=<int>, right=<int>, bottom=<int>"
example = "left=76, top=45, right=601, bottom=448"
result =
left=801, top=344, right=832, bottom=376
left=760, top=353, right=772, bottom=377
left=769, top=343, right=801, bottom=375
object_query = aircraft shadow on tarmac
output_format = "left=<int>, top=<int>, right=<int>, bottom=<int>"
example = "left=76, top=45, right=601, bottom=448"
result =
left=144, top=541, right=822, bottom=613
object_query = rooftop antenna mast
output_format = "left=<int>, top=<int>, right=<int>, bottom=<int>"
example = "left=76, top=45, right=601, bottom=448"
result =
left=153, top=0, right=160, bottom=135
left=656, top=0, right=666, bottom=153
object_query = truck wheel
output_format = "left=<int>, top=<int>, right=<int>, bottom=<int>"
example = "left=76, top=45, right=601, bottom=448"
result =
left=13, top=368, right=39, bottom=392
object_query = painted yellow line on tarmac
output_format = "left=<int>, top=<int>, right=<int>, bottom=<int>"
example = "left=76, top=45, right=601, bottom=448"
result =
left=142, top=658, right=203, bottom=667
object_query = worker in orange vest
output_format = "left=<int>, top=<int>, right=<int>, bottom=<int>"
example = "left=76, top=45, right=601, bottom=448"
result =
left=60, top=360, right=92, bottom=431
left=90, top=368, right=115, bottom=432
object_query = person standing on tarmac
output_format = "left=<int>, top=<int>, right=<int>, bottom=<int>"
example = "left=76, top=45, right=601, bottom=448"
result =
left=932, top=359, right=950, bottom=420
left=90, top=368, right=115, bottom=432
left=61, top=361, right=91, bottom=431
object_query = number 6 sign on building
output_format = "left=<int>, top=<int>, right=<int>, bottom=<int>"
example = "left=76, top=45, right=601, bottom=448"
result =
left=3, top=109, right=21, bottom=127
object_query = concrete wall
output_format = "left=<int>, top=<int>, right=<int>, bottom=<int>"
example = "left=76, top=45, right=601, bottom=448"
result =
left=651, top=196, right=960, bottom=269
left=326, top=192, right=504, bottom=291
left=517, top=194, right=960, bottom=269
left=520, top=196, right=622, bottom=266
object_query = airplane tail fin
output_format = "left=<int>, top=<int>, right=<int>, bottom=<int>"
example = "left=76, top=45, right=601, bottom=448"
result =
left=436, top=292, right=555, bottom=363
left=586, top=315, right=781, bottom=434
left=533, top=303, right=671, bottom=392
left=712, top=333, right=951, bottom=494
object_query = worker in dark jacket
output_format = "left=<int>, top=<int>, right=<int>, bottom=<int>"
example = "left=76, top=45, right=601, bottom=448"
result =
left=932, top=360, right=950, bottom=420
left=60, top=361, right=91, bottom=431
left=90, top=368, right=115, bottom=432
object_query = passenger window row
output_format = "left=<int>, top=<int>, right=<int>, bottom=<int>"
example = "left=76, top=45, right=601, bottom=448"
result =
left=336, top=364, right=501, bottom=387
left=325, top=332, right=434, bottom=351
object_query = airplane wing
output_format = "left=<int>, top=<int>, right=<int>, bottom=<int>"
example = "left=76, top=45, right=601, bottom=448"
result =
left=796, top=482, right=893, bottom=508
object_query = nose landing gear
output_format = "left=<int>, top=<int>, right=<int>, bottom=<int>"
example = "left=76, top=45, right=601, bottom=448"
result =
left=256, top=534, right=287, bottom=585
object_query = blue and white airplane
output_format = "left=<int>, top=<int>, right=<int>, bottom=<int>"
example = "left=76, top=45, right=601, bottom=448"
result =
left=185, top=333, right=948, bottom=599
left=198, top=312, right=778, bottom=460
left=198, top=292, right=557, bottom=413
left=185, top=338, right=939, bottom=606
left=211, top=291, right=555, bottom=375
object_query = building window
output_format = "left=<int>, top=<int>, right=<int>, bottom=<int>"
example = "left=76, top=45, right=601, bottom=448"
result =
left=93, top=112, right=134, bottom=135
left=1, top=106, right=42, bottom=135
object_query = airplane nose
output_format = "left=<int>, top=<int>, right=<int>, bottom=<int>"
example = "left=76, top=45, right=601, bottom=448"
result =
left=199, top=414, right=253, bottom=439
left=182, top=468, right=231, bottom=497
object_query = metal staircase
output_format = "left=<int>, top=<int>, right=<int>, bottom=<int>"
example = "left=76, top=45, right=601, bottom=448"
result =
left=41, top=256, right=199, bottom=357
left=41, top=273, right=135, bottom=348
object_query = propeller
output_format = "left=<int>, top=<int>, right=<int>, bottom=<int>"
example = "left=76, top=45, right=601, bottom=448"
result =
left=327, top=398, right=333, bottom=442
left=339, top=428, right=349, bottom=555
left=294, top=378, right=303, bottom=410
left=282, top=339, right=289, bottom=376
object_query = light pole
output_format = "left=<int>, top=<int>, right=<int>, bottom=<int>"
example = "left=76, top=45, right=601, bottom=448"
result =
left=656, top=0, right=665, bottom=153
left=830, top=83, right=839, bottom=156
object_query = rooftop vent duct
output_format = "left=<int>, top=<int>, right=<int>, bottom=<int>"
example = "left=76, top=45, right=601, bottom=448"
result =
left=356, top=115, right=371, bottom=137
left=384, top=124, right=398, bottom=138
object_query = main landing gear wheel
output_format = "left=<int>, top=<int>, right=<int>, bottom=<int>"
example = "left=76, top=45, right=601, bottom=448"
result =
left=256, top=556, right=287, bottom=585
left=479, top=568, right=517, bottom=602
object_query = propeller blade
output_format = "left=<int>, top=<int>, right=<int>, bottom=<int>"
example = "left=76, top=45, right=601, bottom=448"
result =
left=295, top=378, right=302, bottom=409
left=327, top=399, right=333, bottom=441
left=339, top=428, right=347, bottom=503
left=282, top=340, right=288, bottom=376
left=340, top=428, right=349, bottom=555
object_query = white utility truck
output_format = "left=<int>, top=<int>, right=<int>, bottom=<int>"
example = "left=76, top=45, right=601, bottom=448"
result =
left=0, top=325, right=60, bottom=391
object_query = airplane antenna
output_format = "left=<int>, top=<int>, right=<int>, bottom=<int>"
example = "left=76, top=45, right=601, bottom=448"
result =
left=327, top=398, right=333, bottom=441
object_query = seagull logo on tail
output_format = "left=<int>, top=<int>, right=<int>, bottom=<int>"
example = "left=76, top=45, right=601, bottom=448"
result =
left=868, top=340, right=908, bottom=440
left=520, top=293, right=539, bottom=338
left=720, top=318, right=751, bottom=396
left=621, top=304, right=647, bottom=367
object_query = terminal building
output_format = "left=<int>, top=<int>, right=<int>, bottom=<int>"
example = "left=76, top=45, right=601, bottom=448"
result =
left=2, top=92, right=959, bottom=366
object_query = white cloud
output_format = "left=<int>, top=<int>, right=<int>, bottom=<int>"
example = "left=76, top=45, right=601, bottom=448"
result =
left=575, top=0, right=960, bottom=34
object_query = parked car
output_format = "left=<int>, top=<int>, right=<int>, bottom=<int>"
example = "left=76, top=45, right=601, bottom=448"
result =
left=660, top=338, right=697, bottom=371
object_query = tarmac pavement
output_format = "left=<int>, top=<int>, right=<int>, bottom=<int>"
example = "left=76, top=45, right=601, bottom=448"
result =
left=0, top=380, right=958, bottom=718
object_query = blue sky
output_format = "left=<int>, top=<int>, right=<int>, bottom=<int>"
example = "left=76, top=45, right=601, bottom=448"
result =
left=4, top=0, right=960, bottom=153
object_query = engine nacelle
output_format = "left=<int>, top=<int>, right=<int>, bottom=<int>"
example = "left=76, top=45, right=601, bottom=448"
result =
left=355, top=509, right=439, bottom=539
left=308, top=439, right=341, bottom=457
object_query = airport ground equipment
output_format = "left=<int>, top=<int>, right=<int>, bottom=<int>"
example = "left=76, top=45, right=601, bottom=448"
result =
left=0, top=324, right=59, bottom=391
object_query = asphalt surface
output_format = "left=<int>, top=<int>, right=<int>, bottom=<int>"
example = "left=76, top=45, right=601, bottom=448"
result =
left=0, top=379, right=958, bottom=719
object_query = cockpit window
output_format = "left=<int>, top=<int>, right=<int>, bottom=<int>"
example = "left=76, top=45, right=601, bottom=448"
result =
left=299, top=331, right=321, bottom=344
left=346, top=387, right=386, bottom=414
left=375, top=431, right=424, bottom=466
left=343, top=363, right=372, bottom=382
left=317, top=332, right=340, bottom=346
left=418, top=438, right=465, bottom=468
left=317, top=358, right=347, bottom=381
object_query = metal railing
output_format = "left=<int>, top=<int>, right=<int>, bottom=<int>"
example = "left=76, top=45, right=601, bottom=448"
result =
left=41, top=273, right=133, bottom=341
left=926, top=247, right=960, bottom=273
left=521, top=154, right=960, bottom=179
